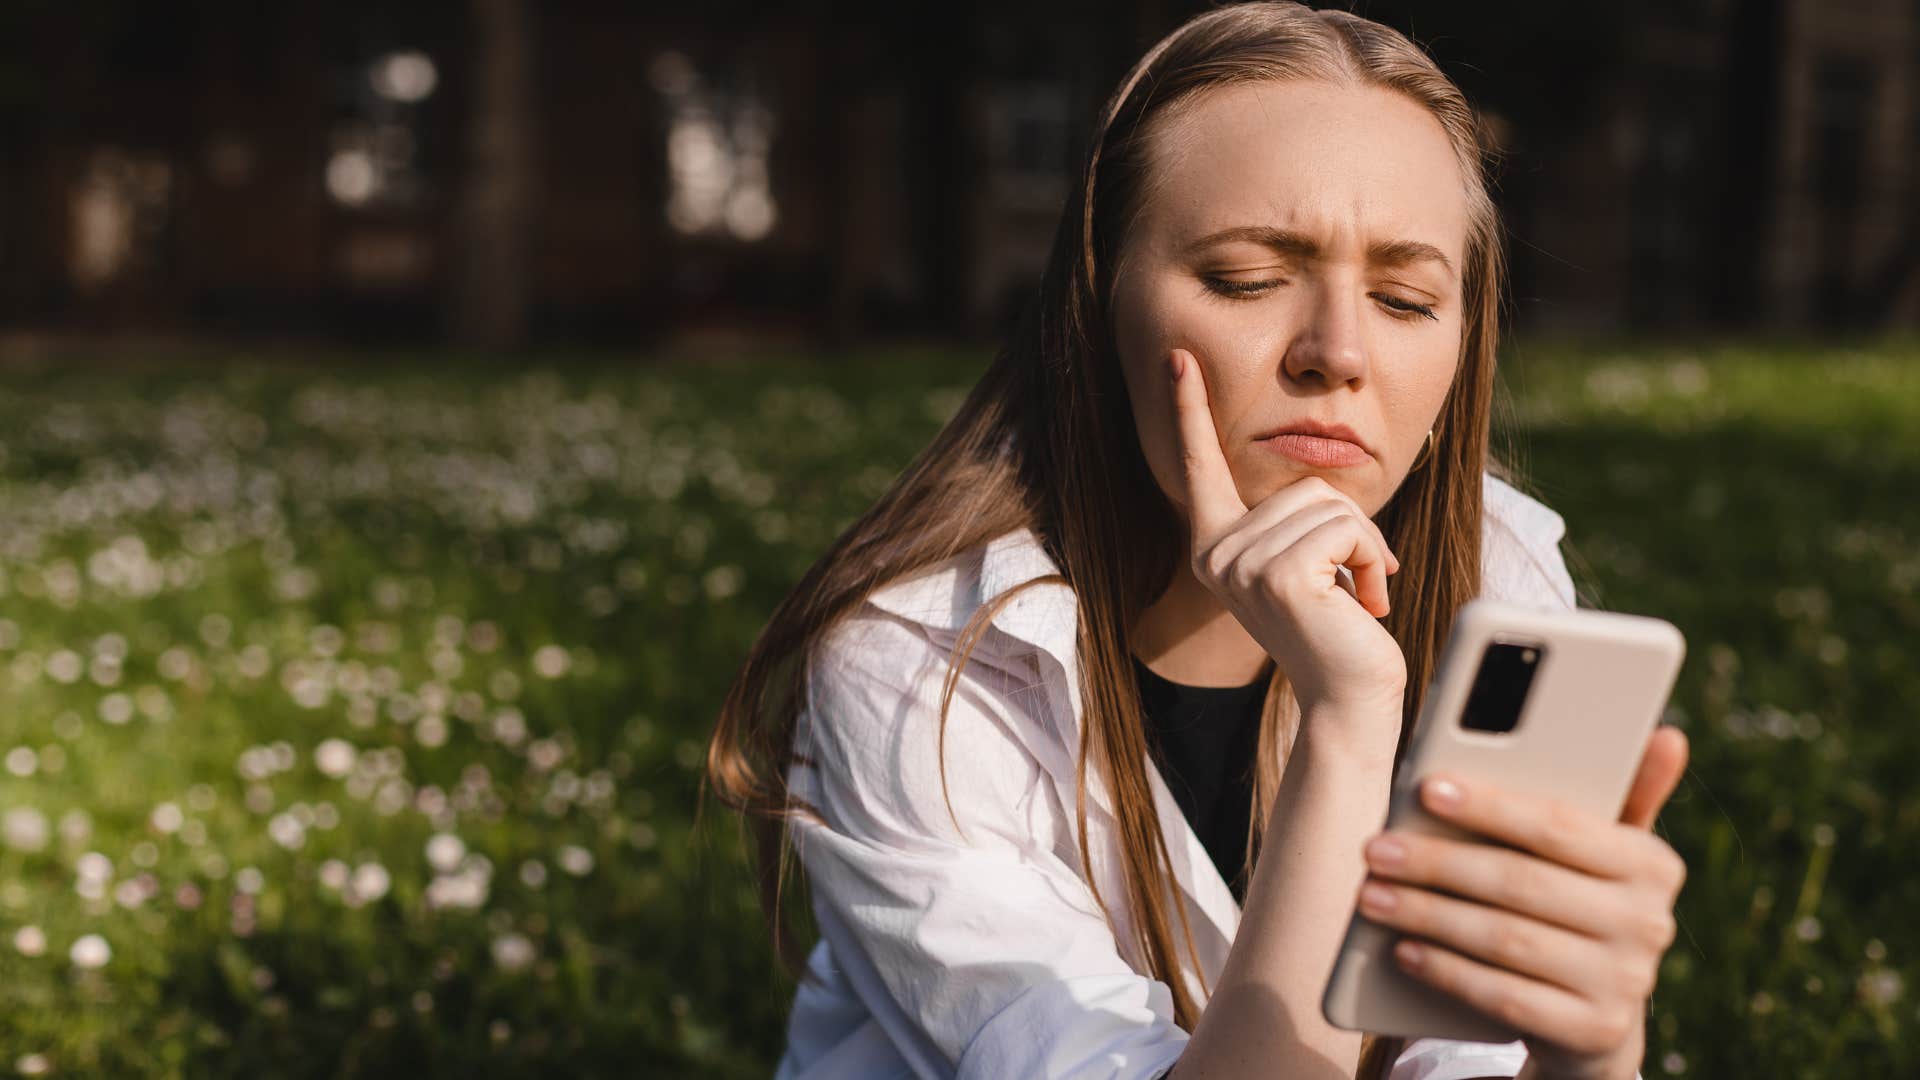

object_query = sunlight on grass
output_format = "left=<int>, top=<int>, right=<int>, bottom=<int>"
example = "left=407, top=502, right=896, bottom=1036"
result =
left=0, top=338, right=1912, bottom=1074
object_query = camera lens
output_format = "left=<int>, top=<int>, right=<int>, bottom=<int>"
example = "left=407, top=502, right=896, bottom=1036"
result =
left=1460, top=639, right=1545, bottom=735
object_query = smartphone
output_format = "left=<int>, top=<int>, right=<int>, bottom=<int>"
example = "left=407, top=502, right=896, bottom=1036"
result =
left=1321, top=598, right=1686, bottom=1042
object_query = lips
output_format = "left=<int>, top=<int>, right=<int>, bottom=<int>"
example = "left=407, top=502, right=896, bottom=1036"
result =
left=1251, top=420, right=1372, bottom=457
left=1251, top=419, right=1372, bottom=468
left=1256, top=432, right=1371, bottom=468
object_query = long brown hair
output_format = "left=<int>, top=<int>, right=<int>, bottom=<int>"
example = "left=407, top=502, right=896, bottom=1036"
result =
left=706, top=3, right=1518, bottom=1074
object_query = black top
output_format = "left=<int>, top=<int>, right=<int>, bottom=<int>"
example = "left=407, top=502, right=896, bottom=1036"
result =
left=1130, top=653, right=1273, bottom=902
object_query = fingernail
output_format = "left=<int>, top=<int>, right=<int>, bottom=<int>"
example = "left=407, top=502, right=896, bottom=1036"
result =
left=1168, top=351, right=1185, bottom=381
left=1365, top=835, right=1406, bottom=868
left=1395, top=940, right=1426, bottom=970
left=1424, top=776, right=1463, bottom=809
left=1359, top=882, right=1397, bottom=914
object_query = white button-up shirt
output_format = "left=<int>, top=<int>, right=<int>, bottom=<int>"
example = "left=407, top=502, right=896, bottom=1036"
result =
left=776, top=473, right=1579, bottom=1079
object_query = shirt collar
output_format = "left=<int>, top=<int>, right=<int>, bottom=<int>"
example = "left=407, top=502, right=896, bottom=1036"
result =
left=862, top=525, right=1081, bottom=688
left=862, top=526, right=1245, bottom=985
left=863, top=526, right=1134, bottom=870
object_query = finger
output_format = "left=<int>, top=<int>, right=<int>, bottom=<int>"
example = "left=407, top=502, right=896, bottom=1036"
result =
left=1364, top=831, right=1635, bottom=941
left=1233, top=507, right=1393, bottom=617
left=1619, top=725, right=1688, bottom=830
left=1198, top=479, right=1397, bottom=587
left=1392, top=939, right=1636, bottom=1058
left=1236, top=476, right=1400, bottom=575
left=1330, top=489, right=1398, bottom=576
left=1296, top=516, right=1393, bottom=617
left=1416, top=774, right=1658, bottom=881
left=1357, top=878, right=1625, bottom=1000
left=1168, top=348, right=1249, bottom=544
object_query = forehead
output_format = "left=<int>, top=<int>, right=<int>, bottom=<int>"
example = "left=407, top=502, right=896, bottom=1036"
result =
left=1139, top=79, right=1469, bottom=266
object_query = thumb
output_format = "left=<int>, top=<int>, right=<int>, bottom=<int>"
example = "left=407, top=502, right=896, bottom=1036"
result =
left=1619, top=725, right=1689, bottom=830
left=1168, top=348, right=1248, bottom=544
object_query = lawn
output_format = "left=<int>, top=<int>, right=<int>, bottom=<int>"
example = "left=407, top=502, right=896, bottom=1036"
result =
left=0, top=336, right=1913, bottom=1077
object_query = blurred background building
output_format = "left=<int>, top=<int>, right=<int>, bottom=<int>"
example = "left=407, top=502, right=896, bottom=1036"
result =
left=0, top=0, right=1915, bottom=351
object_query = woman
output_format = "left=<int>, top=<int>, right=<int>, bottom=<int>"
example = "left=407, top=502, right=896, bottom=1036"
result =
left=707, top=3, right=1689, bottom=1077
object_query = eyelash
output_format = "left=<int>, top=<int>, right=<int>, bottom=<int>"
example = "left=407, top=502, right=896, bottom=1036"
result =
left=1201, top=276, right=1440, bottom=322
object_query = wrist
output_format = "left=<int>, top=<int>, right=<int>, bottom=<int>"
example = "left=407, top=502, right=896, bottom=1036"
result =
left=1520, top=1036, right=1645, bottom=1080
left=1296, top=696, right=1404, bottom=766
left=1521, top=1062, right=1640, bottom=1080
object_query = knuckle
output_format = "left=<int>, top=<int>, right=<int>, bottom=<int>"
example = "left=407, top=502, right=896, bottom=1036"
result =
left=1640, top=908, right=1678, bottom=951
left=1574, top=1029, right=1617, bottom=1058
left=1394, top=887, right=1429, bottom=926
left=1220, top=552, right=1244, bottom=587
left=1598, top=1006, right=1639, bottom=1049
left=1661, top=848, right=1689, bottom=892
left=1568, top=1012, right=1624, bottom=1057
left=1325, top=508, right=1362, bottom=532
left=1258, top=557, right=1297, bottom=595
left=1198, top=545, right=1231, bottom=582
left=1616, top=953, right=1658, bottom=999
left=1313, top=516, right=1363, bottom=548
left=1398, top=836, right=1433, bottom=879
left=1495, top=854, right=1541, bottom=904
left=1638, top=957, right=1663, bottom=999
left=1540, top=802, right=1583, bottom=852
left=1485, top=983, right=1533, bottom=1032
left=1232, top=557, right=1264, bottom=597
left=1487, top=922, right=1531, bottom=969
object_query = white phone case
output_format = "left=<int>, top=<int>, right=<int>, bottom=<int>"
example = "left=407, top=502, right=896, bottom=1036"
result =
left=1321, top=598, right=1686, bottom=1041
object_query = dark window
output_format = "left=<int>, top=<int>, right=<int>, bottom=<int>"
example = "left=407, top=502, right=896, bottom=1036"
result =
left=650, top=50, right=778, bottom=243
left=325, top=50, right=441, bottom=212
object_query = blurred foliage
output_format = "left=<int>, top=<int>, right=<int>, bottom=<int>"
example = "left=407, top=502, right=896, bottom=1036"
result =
left=0, top=336, right=1914, bottom=1076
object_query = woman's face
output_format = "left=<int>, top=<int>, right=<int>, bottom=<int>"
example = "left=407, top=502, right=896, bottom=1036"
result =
left=1111, top=78, right=1470, bottom=522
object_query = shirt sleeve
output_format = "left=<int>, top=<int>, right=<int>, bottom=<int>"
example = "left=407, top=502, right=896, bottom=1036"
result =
left=1388, top=1036, right=1644, bottom=1080
left=788, top=610, right=1190, bottom=1080
left=1390, top=1036, right=1530, bottom=1078
left=1481, top=473, right=1578, bottom=611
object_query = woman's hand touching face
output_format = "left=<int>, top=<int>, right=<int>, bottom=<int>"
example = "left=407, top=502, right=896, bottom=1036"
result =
left=1357, top=727, right=1692, bottom=1079
left=1112, top=78, right=1469, bottom=521
left=1167, top=346, right=1407, bottom=725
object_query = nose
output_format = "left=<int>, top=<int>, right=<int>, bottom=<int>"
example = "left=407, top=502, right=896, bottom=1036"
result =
left=1281, top=277, right=1368, bottom=388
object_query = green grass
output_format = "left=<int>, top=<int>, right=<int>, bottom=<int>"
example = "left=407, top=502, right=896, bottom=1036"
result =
left=1498, top=337, right=1920, bottom=1076
left=0, top=336, right=1913, bottom=1076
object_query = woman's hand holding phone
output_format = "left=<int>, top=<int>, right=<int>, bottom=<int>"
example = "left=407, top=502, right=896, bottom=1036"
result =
left=1166, top=347, right=1406, bottom=732
left=1356, top=728, right=1691, bottom=1079
left=1170, top=344, right=1693, bottom=1075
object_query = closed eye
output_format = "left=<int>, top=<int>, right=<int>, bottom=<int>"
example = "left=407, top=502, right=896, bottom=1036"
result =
left=1199, top=276, right=1440, bottom=322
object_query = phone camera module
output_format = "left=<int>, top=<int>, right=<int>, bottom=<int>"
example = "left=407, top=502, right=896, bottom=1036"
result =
left=1460, top=639, right=1545, bottom=735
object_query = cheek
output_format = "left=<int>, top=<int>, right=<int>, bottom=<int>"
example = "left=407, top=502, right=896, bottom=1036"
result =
left=1111, top=271, right=1178, bottom=378
left=1111, top=275, right=1173, bottom=450
left=1112, top=272, right=1297, bottom=499
left=1114, top=275, right=1271, bottom=407
left=1112, top=279, right=1229, bottom=509
left=1115, top=335, right=1181, bottom=505
left=1382, top=344, right=1462, bottom=451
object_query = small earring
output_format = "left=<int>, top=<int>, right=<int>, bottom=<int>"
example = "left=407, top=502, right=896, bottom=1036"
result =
left=1409, top=428, right=1436, bottom=471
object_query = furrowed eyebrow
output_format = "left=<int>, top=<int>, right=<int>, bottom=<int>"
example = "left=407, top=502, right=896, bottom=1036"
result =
left=1183, top=225, right=1455, bottom=278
